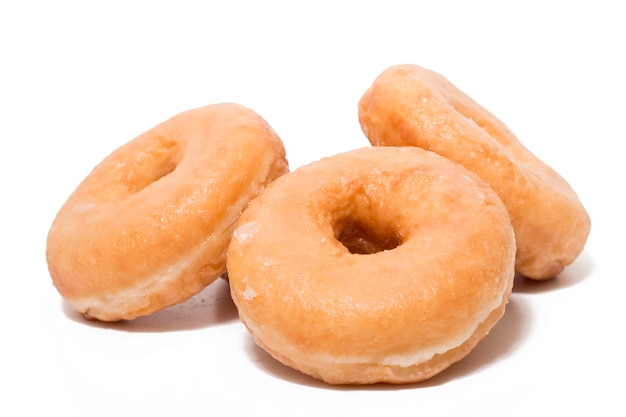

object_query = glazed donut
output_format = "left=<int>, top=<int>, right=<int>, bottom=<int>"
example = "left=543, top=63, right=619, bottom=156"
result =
left=46, top=103, right=289, bottom=321
left=227, top=146, right=516, bottom=385
left=358, top=64, right=591, bottom=280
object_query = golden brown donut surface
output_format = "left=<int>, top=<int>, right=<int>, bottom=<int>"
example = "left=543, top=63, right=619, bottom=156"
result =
left=358, top=64, right=591, bottom=280
left=227, top=146, right=516, bottom=385
left=46, top=103, right=289, bottom=321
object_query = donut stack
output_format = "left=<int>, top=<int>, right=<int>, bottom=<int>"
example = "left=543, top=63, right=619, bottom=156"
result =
left=46, top=64, right=590, bottom=385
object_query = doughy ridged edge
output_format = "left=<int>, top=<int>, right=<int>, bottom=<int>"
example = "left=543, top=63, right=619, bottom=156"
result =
left=237, top=249, right=515, bottom=384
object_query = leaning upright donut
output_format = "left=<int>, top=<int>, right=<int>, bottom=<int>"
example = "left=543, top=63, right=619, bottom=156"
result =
left=227, top=146, right=516, bottom=385
left=46, top=103, right=289, bottom=321
left=358, top=64, right=591, bottom=280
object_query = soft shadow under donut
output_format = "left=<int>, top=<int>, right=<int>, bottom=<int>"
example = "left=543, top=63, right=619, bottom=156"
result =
left=417, top=294, right=531, bottom=388
left=245, top=337, right=333, bottom=389
left=513, top=250, right=594, bottom=294
left=244, top=295, right=531, bottom=390
left=63, top=278, right=239, bottom=332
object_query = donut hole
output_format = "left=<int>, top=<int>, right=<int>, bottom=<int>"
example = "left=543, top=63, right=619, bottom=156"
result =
left=126, top=136, right=180, bottom=194
left=335, top=218, right=401, bottom=255
left=141, top=156, right=177, bottom=188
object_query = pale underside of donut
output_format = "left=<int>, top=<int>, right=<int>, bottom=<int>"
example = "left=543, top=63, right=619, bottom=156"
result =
left=240, top=285, right=510, bottom=385
left=62, top=201, right=240, bottom=321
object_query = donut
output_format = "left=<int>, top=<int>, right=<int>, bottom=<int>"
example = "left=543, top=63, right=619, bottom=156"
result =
left=358, top=64, right=591, bottom=280
left=46, top=103, right=289, bottom=321
left=227, top=146, right=516, bottom=385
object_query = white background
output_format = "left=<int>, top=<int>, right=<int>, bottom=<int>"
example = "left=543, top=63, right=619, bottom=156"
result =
left=2, top=1, right=624, bottom=416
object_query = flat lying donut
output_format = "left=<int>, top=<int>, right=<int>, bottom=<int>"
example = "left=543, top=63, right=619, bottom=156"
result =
left=46, top=103, right=289, bottom=321
left=358, top=64, right=591, bottom=280
left=227, top=146, right=516, bottom=385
